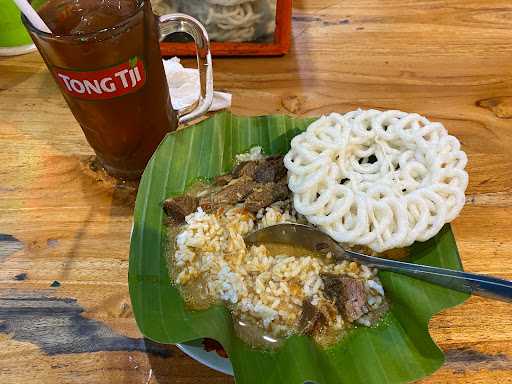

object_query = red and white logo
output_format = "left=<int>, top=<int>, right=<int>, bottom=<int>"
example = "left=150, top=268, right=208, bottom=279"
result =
left=53, top=56, right=146, bottom=100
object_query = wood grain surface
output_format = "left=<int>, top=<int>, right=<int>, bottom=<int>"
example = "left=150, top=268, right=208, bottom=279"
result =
left=1, top=0, right=512, bottom=383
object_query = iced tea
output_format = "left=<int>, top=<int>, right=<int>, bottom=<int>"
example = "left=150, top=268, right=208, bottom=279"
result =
left=27, top=0, right=175, bottom=179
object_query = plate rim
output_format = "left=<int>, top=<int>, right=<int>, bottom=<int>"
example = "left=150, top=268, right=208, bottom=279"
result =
left=176, top=340, right=234, bottom=376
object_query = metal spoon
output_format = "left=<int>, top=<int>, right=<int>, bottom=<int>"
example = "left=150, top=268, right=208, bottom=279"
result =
left=244, top=223, right=512, bottom=303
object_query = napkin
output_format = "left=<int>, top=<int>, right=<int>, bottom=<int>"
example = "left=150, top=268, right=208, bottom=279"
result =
left=163, top=57, right=231, bottom=112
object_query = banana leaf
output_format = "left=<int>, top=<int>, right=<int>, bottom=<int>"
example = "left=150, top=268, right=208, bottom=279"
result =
left=129, top=111, right=469, bottom=384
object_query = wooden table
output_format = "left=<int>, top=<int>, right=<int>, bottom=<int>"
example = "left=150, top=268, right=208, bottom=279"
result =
left=1, top=1, right=512, bottom=383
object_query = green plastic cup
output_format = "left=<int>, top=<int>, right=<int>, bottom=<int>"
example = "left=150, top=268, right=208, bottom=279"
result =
left=0, top=0, right=36, bottom=55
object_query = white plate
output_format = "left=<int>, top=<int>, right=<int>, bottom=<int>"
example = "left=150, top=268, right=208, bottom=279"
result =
left=177, top=340, right=234, bottom=376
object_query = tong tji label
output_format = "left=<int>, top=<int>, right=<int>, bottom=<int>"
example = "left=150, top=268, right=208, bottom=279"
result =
left=53, top=57, right=146, bottom=100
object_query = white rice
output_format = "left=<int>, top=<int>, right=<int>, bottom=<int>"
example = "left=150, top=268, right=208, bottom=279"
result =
left=235, top=146, right=264, bottom=162
left=172, top=201, right=386, bottom=339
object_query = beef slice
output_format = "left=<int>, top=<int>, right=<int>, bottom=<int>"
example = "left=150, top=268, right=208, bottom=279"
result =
left=244, top=182, right=289, bottom=213
left=213, top=174, right=233, bottom=186
left=232, top=161, right=259, bottom=179
left=199, top=176, right=257, bottom=211
left=321, top=274, right=369, bottom=322
left=163, top=195, right=199, bottom=224
left=299, top=299, right=326, bottom=336
left=253, top=156, right=287, bottom=183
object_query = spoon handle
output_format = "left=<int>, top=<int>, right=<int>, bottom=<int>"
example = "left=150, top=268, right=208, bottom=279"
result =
left=342, top=249, right=512, bottom=303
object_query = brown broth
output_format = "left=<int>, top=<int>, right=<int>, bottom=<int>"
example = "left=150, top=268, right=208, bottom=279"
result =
left=233, top=318, right=286, bottom=350
left=164, top=180, right=394, bottom=350
left=257, top=242, right=327, bottom=259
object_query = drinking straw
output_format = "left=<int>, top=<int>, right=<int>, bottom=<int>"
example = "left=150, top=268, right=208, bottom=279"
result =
left=12, top=0, right=52, bottom=33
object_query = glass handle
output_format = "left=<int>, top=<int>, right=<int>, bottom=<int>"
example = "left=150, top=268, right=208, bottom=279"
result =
left=158, top=13, right=213, bottom=124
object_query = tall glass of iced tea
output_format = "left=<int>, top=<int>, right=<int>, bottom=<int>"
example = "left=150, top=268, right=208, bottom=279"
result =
left=23, top=0, right=213, bottom=179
